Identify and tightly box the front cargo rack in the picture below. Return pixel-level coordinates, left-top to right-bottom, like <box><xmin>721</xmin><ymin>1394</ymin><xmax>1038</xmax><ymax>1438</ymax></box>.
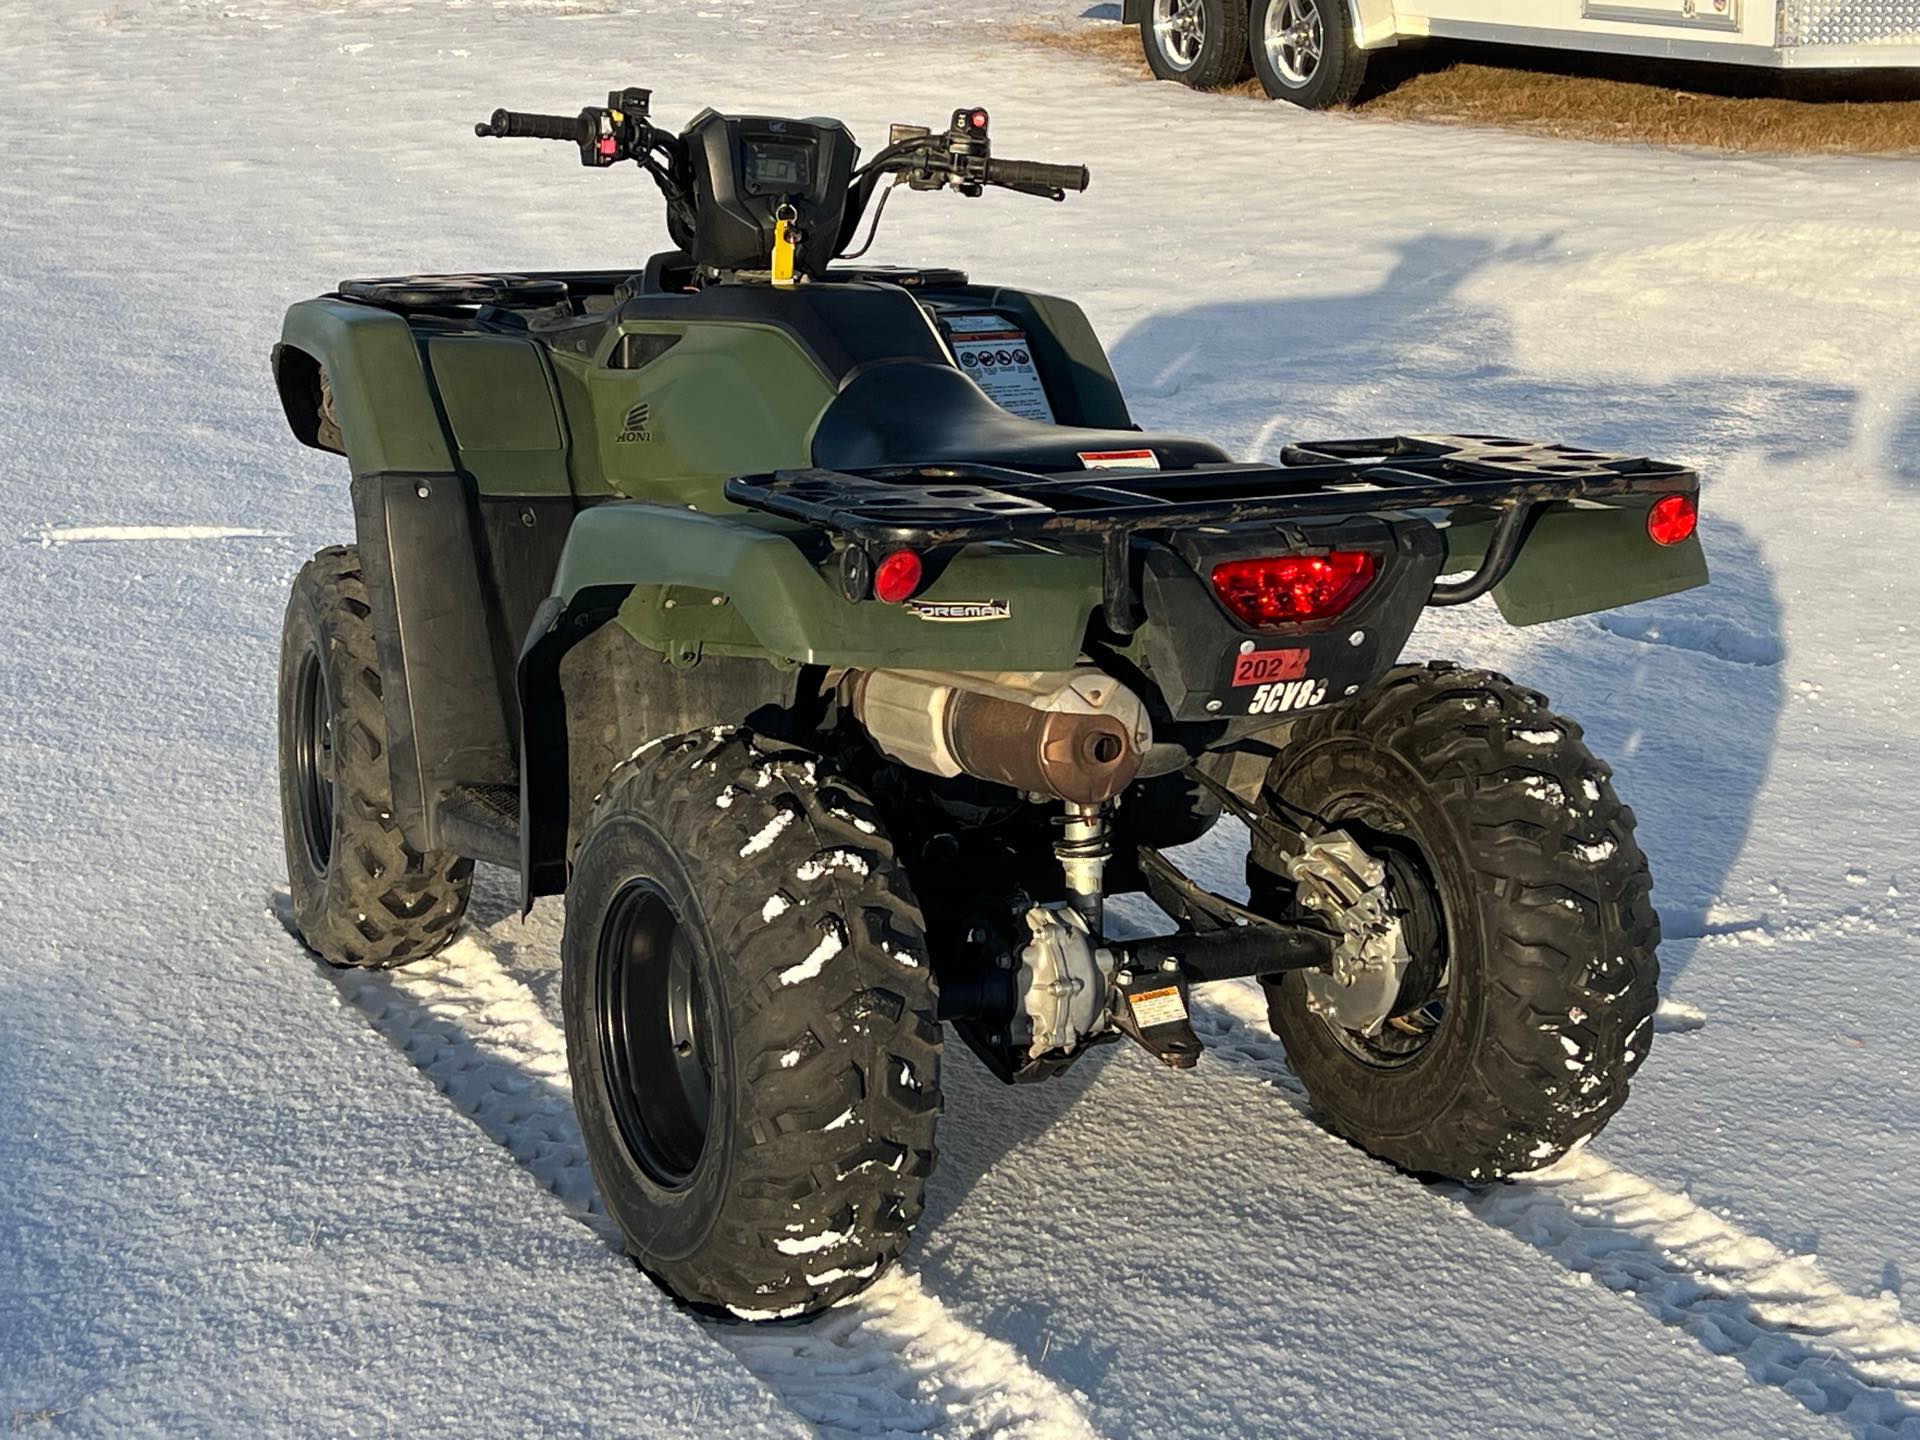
<box><xmin>723</xmin><ymin>434</ymin><xmax>1698</xmax><ymax>628</ymax></box>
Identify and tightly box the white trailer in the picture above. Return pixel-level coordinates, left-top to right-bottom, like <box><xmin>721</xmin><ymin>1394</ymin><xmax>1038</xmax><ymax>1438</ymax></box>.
<box><xmin>1122</xmin><ymin>0</ymin><xmax>1920</xmax><ymax>107</ymax></box>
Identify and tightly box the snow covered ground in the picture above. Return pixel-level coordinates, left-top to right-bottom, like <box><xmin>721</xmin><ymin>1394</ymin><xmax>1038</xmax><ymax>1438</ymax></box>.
<box><xmin>2</xmin><ymin>1</ymin><xmax>1918</xmax><ymax>1435</ymax></box>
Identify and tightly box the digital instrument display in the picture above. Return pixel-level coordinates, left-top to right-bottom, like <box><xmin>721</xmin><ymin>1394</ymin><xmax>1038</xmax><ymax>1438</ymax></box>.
<box><xmin>743</xmin><ymin>140</ymin><xmax>813</xmax><ymax>195</ymax></box>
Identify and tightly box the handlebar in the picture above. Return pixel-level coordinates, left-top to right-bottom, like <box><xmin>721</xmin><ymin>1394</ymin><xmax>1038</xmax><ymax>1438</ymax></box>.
<box><xmin>983</xmin><ymin>157</ymin><xmax>1090</xmax><ymax>194</ymax></box>
<box><xmin>871</xmin><ymin>112</ymin><xmax>1090</xmax><ymax>202</ymax></box>
<box><xmin>475</xmin><ymin>109</ymin><xmax>587</xmax><ymax>143</ymax></box>
<box><xmin>472</xmin><ymin>93</ymin><xmax>1089</xmax><ymax>277</ymax></box>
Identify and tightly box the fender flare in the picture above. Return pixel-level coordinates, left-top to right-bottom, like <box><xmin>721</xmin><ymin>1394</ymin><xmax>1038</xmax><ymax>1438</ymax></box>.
<box><xmin>272</xmin><ymin>298</ymin><xmax>455</xmax><ymax>474</ymax></box>
<box><xmin>514</xmin><ymin>502</ymin><xmax>1101</xmax><ymax>903</ymax></box>
<box><xmin>537</xmin><ymin>502</ymin><xmax>1099</xmax><ymax>672</ymax></box>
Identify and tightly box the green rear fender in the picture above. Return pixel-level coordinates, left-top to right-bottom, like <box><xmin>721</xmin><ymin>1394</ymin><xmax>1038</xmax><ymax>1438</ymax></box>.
<box><xmin>1449</xmin><ymin>497</ymin><xmax>1709</xmax><ymax>625</ymax></box>
<box><xmin>546</xmin><ymin>503</ymin><xmax>1101</xmax><ymax>670</ymax></box>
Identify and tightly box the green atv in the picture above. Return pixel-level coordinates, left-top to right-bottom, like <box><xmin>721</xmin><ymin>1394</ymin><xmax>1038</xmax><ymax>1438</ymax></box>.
<box><xmin>273</xmin><ymin>89</ymin><xmax>1703</xmax><ymax>1319</ymax></box>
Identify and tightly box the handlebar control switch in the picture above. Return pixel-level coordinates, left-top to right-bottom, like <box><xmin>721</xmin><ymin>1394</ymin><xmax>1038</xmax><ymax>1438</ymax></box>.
<box><xmin>939</xmin><ymin>106</ymin><xmax>994</xmax><ymax>197</ymax></box>
<box><xmin>582</xmin><ymin>109</ymin><xmax>622</xmax><ymax>168</ymax></box>
<box><xmin>609</xmin><ymin>87</ymin><xmax>653</xmax><ymax>119</ymax></box>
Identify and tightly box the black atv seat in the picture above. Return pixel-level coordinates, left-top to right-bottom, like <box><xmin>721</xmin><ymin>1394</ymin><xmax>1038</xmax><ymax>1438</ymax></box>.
<box><xmin>810</xmin><ymin>361</ymin><xmax>1233</xmax><ymax>474</ymax></box>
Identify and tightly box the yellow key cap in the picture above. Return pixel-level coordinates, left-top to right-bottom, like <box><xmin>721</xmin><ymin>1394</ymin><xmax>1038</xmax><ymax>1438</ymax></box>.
<box><xmin>772</xmin><ymin>209</ymin><xmax>798</xmax><ymax>288</ymax></box>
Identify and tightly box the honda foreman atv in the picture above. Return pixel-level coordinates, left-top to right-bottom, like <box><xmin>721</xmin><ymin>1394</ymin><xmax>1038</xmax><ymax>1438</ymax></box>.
<box><xmin>272</xmin><ymin>89</ymin><xmax>1704</xmax><ymax>1319</ymax></box>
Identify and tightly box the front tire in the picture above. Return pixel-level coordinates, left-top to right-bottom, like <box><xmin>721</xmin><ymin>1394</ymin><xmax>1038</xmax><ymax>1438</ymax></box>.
<box><xmin>278</xmin><ymin>546</ymin><xmax>472</xmax><ymax>968</ymax></box>
<box><xmin>1250</xmin><ymin>663</ymin><xmax>1660</xmax><ymax>1179</ymax></box>
<box><xmin>563</xmin><ymin>730</ymin><xmax>942</xmax><ymax>1318</ymax></box>
<box><xmin>1249</xmin><ymin>0</ymin><xmax>1369</xmax><ymax>108</ymax></box>
<box><xmin>1141</xmin><ymin>0</ymin><xmax>1253</xmax><ymax>90</ymax></box>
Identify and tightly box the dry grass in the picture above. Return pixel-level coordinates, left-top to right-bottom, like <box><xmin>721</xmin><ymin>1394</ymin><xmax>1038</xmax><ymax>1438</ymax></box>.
<box><xmin>1019</xmin><ymin>21</ymin><xmax>1920</xmax><ymax>155</ymax></box>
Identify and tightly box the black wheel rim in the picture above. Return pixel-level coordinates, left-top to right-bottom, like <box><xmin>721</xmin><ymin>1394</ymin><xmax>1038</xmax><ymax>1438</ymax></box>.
<box><xmin>292</xmin><ymin>645</ymin><xmax>335</xmax><ymax>874</ymax></box>
<box><xmin>597</xmin><ymin>879</ymin><xmax>714</xmax><ymax>1188</ymax></box>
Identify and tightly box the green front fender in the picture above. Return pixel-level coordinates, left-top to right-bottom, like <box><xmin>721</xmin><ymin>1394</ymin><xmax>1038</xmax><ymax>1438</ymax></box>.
<box><xmin>549</xmin><ymin>503</ymin><xmax>1102</xmax><ymax>670</ymax></box>
<box><xmin>273</xmin><ymin>298</ymin><xmax>454</xmax><ymax>475</ymax></box>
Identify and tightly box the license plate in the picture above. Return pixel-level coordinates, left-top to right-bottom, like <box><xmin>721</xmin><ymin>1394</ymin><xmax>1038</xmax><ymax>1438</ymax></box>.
<box><xmin>1231</xmin><ymin>647</ymin><xmax>1311</xmax><ymax>687</ymax></box>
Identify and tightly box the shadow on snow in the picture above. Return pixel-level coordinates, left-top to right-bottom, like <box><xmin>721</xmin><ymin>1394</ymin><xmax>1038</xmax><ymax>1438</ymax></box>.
<box><xmin>1103</xmin><ymin>231</ymin><xmax>1847</xmax><ymax>978</ymax></box>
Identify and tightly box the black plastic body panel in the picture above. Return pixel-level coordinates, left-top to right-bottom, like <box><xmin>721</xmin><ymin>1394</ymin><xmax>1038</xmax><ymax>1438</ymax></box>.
<box><xmin>810</xmin><ymin>362</ymin><xmax>1227</xmax><ymax>472</ymax></box>
<box><xmin>516</xmin><ymin>601</ymin><xmax>806</xmax><ymax>903</ymax></box>
<box><xmin>518</xmin><ymin>591</ymin><xmax>622</xmax><ymax>900</ymax></box>
<box><xmin>675</xmin><ymin>110</ymin><xmax>860</xmax><ymax>278</ymax></box>
<box><xmin>475</xmin><ymin>493</ymin><xmax>575</xmax><ymax>733</ymax></box>
<box><xmin>530</xmin><ymin>277</ymin><xmax>953</xmax><ymax>376</ymax></box>
<box><xmin>1133</xmin><ymin>516</ymin><xmax>1446</xmax><ymax>722</ymax></box>
<box><xmin>351</xmin><ymin>472</ymin><xmax>573</xmax><ymax>854</ymax></box>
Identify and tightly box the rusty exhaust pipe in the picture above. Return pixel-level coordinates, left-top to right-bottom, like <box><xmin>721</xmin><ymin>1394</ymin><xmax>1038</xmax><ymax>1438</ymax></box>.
<box><xmin>849</xmin><ymin>669</ymin><xmax>1151</xmax><ymax>806</ymax></box>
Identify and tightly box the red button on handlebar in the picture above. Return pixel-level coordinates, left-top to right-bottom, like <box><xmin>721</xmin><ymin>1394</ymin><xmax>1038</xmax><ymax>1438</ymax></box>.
<box><xmin>598</xmin><ymin>136</ymin><xmax>618</xmax><ymax>156</ymax></box>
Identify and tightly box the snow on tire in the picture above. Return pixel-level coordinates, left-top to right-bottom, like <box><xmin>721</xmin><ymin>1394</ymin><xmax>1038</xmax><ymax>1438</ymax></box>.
<box><xmin>1249</xmin><ymin>662</ymin><xmax>1660</xmax><ymax>1181</ymax></box>
<box><xmin>563</xmin><ymin>729</ymin><xmax>941</xmax><ymax>1319</ymax></box>
<box><xmin>278</xmin><ymin>545</ymin><xmax>473</xmax><ymax>968</ymax></box>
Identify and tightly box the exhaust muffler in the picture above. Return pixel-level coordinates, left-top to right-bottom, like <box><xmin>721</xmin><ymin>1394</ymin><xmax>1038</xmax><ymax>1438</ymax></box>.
<box><xmin>849</xmin><ymin>668</ymin><xmax>1151</xmax><ymax>805</ymax></box>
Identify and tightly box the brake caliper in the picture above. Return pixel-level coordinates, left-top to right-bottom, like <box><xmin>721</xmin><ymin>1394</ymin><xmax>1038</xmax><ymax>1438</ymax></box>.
<box><xmin>1286</xmin><ymin>832</ymin><xmax>1412</xmax><ymax>1037</ymax></box>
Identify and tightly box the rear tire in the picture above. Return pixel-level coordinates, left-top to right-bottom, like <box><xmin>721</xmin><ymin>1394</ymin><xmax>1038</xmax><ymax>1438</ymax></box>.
<box><xmin>563</xmin><ymin>729</ymin><xmax>942</xmax><ymax>1319</ymax></box>
<box><xmin>1249</xmin><ymin>663</ymin><xmax>1660</xmax><ymax>1179</ymax></box>
<box><xmin>278</xmin><ymin>546</ymin><xmax>472</xmax><ymax>968</ymax></box>
<box><xmin>1141</xmin><ymin>0</ymin><xmax>1253</xmax><ymax>90</ymax></box>
<box><xmin>1249</xmin><ymin>0</ymin><xmax>1369</xmax><ymax>108</ymax></box>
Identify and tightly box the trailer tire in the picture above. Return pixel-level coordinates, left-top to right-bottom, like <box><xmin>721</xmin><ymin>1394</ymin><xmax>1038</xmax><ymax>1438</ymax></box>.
<box><xmin>278</xmin><ymin>545</ymin><xmax>473</xmax><ymax>968</ymax></box>
<box><xmin>564</xmin><ymin>729</ymin><xmax>942</xmax><ymax>1319</ymax></box>
<box><xmin>1140</xmin><ymin>0</ymin><xmax>1253</xmax><ymax>90</ymax></box>
<box><xmin>1249</xmin><ymin>0</ymin><xmax>1369</xmax><ymax>108</ymax></box>
<box><xmin>1248</xmin><ymin>663</ymin><xmax>1660</xmax><ymax>1180</ymax></box>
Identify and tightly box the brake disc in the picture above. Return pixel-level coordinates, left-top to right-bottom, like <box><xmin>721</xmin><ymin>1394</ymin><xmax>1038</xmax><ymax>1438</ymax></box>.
<box><xmin>1285</xmin><ymin>831</ymin><xmax>1412</xmax><ymax>1037</ymax></box>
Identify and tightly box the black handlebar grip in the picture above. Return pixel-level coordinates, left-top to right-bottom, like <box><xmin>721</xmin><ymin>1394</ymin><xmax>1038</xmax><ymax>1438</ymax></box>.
<box><xmin>984</xmin><ymin>158</ymin><xmax>1090</xmax><ymax>193</ymax></box>
<box><xmin>477</xmin><ymin>108</ymin><xmax>587</xmax><ymax>142</ymax></box>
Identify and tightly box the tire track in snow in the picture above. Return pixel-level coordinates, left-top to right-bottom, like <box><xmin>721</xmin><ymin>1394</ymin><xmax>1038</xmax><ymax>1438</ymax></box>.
<box><xmin>30</xmin><ymin>523</ymin><xmax>287</xmax><ymax>546</ymax></box>
<box><xmin>1194</xmin><ymin>978</ymin><xmax>1920</xmax><ymax>1438</ymax></box>
<box><xmin>310</xmin><ymin>919</ymin><xmax>1100</xmax><ymax>1440</ymax></box>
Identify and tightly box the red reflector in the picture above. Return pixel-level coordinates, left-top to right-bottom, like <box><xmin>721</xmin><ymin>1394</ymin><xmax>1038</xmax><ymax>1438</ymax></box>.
<box><xmin>970</xmin><ymin>109</ymin><xmax>990</xmax><ymax>130</ymax></box>
<box><xmin>1210</xmin><ymin>552</ymin><xmax>1377</xmax><ymax>627</ymax></box>
<box><xmin>1647</xmin><ymin>493</ymin><xmax>1698</xmax><ymax>547</ymax></box>
<box><xmin>873</xmin><ymin>549</ymin><xmax>924</xmax><ymax>604</ymax></box>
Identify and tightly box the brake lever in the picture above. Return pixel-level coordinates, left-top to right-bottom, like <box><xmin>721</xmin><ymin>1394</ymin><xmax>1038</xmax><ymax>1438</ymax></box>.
<box><xmin>998</xmin><ymin>180</ymin><xmax>1067</xmax><ymax>202</ymax></box>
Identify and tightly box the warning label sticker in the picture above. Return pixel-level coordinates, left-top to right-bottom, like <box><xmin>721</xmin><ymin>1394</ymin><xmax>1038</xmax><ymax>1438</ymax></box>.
<box><xmin>1076</xmin><ymin>449</ymin><xmax>1160</xmax><ymax>471</ymax></box>
<box><xmin>1128</xmin><ymin>985</ymin><xmax>1188</xmax><ymax>1029</ymax></box>
<box><xmin>942</xmin><ymin>313</ymin><xmax>1056</xmax><ymax>423</ymax></box>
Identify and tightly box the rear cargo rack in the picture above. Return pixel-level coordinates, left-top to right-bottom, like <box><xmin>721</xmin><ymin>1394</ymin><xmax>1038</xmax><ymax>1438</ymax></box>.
<box><xmin>723</xmin><ymin>434</ymin><xmax>1698</xmax><ymax>630</ymax></box>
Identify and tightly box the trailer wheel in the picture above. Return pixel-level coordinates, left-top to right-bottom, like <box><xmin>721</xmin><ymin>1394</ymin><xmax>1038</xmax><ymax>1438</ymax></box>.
<box><xmin>1247</xmin><ymin>663</ymin><xmax>1660</xmax><ymax>1179</ymax></box>
<box><xmin>563</xmin><ymin>729</ymin><xmax>941</xmax><ymax>1319</ymax></box>
<box><xmin>1249</xmin><ymin>0</ymin><xmax>1369</xmax><ymax>108</ymax></box>
<box><xmin>1141</xmin><ymin>0</ymin><xmax>1253</xmax><ymax>90</ymax></box>
<box><xmin>278</xmin><ymin>546</ymin><xmax>473</xmax><ymax>968</ymax></box>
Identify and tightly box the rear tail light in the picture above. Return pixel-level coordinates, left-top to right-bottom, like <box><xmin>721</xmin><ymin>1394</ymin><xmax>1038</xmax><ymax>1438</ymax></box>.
<box><xmin>1210</xmin><ymin>552</ymin><xmax>1377</xmax><ymax>628</ymax></box>
<box><xmin>1647</xmin><ymin>493</ymin><xmax>1698</xmax><ymax>547</ymax></box>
